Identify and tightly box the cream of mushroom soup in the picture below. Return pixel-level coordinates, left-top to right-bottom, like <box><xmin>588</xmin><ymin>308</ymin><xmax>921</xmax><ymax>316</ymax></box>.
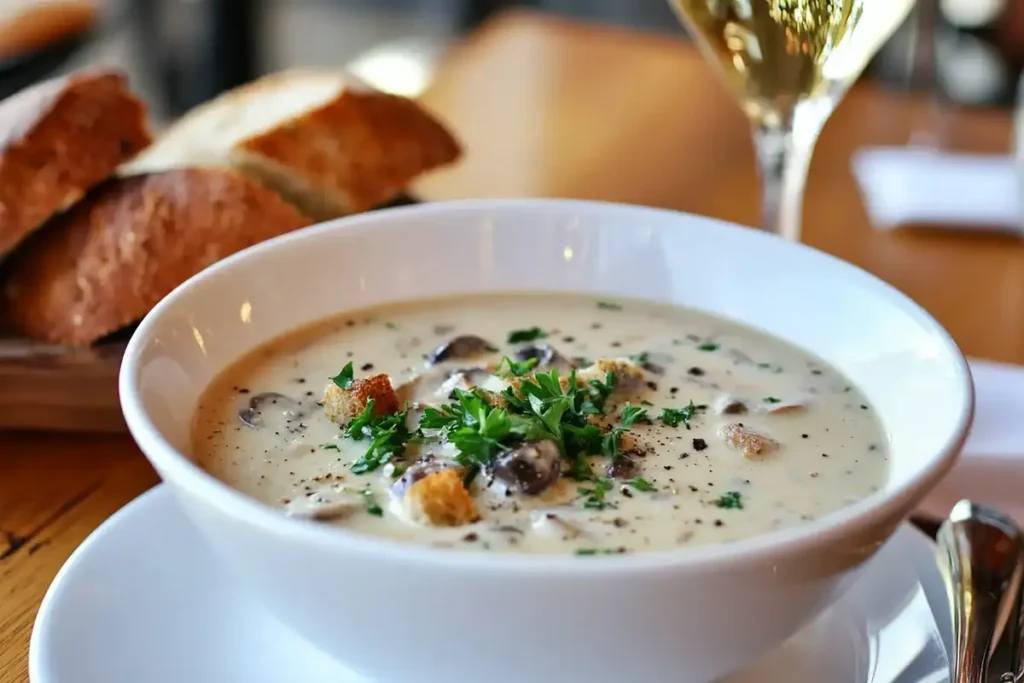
<box><xmin>192</xmin><ymin>294</ymin><xmax>889</xmax><ymax>555</ymax></box>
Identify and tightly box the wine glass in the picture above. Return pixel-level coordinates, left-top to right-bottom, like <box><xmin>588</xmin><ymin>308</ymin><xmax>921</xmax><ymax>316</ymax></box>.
<box><xmin>669</xmin><ymin>1</ymin><xmax>916</xmax><ymax>241</ymax></box>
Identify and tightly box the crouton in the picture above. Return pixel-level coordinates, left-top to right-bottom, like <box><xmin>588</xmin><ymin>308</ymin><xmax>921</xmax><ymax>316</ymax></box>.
<box><xmin>402</xmin><ymin>469</ymin><xmax>479</xmax><ymax>527</ymax></box>
<box><xmin>718</xmin><ymin>423</ymin><xmax>779</xmax><ymax>459</ymax></box>
<box><xmin>576</xmin><ymin>357</ymin><xmax>646</xmax><ymax>393</ymax></box>
<box><xmin>322</xmin><ymin>373</ymin><xmax>399</xmax><ymax>422</ymax></box>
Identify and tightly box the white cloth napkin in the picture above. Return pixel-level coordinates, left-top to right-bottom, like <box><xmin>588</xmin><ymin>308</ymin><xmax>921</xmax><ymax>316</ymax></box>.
<box><xmin>917</xmin><ymin>358</ymin><xmax>1024</xmax><ymax>524</ymax></box>
<box><xmin>852</xmin><ymin>147</ymin><xmax>1023</xmax><ymax>233</ymax></box>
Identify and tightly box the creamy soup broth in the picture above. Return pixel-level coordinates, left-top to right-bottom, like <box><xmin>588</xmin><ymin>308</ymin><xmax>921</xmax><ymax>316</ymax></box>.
<box><xmin>193</xmin><ymin>294</ymin><xmax>889</xmax><ymax>555</ymax></box>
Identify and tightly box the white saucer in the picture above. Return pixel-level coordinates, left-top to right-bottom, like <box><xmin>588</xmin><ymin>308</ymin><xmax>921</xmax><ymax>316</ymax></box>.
<box><xmin>31</xmin><ymin>486</ymin><xmax>954</xmax><ymax>683</ymax></box>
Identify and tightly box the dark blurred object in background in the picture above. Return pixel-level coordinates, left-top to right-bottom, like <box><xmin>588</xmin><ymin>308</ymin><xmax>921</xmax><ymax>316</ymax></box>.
<box><xmin>872</xmin><ymin>0</ymin><xmax>1024</xmax><ymax>107</ymax></box>
<box><xmin>3</xmin><ymin>0</ymin><xmax>1024</xmax><ymax>117</ymax></box>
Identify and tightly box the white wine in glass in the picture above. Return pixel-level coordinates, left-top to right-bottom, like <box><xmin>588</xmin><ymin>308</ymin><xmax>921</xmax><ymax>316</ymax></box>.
<box><xmin>670</xmin><ymin>0</ymin><xmax>915</xmax><ymax>240</ymax></box>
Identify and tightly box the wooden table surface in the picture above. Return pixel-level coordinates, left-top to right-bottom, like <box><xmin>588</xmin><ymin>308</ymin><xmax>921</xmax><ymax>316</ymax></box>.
<box><xmin>2</xmin><ymin>10</ymin><xmax>1022</xmax><ymax>682</ymax></box>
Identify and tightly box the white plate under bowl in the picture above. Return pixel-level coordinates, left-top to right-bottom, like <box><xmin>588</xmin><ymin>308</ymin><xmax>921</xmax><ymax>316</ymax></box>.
<box><xmin>30</xmin><ymin>486</ymin><xmax>952</xmax><ymax>683</ymax></box>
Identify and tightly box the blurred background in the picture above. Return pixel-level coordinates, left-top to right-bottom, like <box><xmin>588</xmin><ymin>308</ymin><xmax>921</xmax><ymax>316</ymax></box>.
<box><xmin>4</xmin><ymin>0</ymin><xmax>1024</xmax><ymax>124</ymax></box>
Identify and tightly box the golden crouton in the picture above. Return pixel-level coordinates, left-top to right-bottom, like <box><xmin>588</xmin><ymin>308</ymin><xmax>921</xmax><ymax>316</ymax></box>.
<box><xmin>403</xmin><ymin>469</ymin><xmax>480</xmax><ymax>527</ymax></box>
<box><xmin>576</xmin><ymin>357</ymin><xmax>646</xmax><ymax>393</ymax></box>
<box><xmin>718</xmin><ymin>423</ymin><xmax>779</xmax><ymax>459</ymax></box>
<box><xmin>322</xmin><ymin>373</ymin><xmax>399</xmax><ymax>423</ymax></box>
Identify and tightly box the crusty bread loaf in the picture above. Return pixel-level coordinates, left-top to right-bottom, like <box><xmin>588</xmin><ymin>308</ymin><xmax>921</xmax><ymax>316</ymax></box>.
<box><xmin>0</xmin><ymin>67</ymin><xmax>151</xmax><ymax>259</ymax></box>
<box><xmin>120</xmin><ymin>69</ymin><xmax>460</xmax><ymax>218</ymax></box>
<box><xmin>2</xmin><ymin>168</ymin><xmax>312</xmax><ymax>346</ymax></box>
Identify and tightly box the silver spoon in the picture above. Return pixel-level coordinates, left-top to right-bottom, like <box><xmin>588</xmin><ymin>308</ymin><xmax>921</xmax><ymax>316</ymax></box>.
<box><xmin>937</xmin><ymin>500</ymin><xmax>1024</xmax><ymax>683</ymax></box>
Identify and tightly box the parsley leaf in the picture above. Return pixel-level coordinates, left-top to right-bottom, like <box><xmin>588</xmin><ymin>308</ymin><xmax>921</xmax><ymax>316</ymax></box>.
<box><xmin>330</xmin><ymin>361</ymin><xmax>355</xmax><ymax>389</ymax></box>
<box><xmin>619</xmin><ymin>404</ymin><xmax>648</xmax><ymax>428</ymax></box>
<box><xmin>420</xmin><ymin>390</ymin><xmax>514</xmax><ymax>468</ymax></box>
<box><xmin>660</xmin><ymin>401</ymin><xmax>702</xmax><ymax>428</ymax></box>
<box><xmin>496</xmin><ymin>355</ymin><xmax>539</xmax><ymax>377</ymax></box>
<box><xmin>714</xmin><ymin>491</ymin><xmax>744</xmax><ymax>509</ymax></box>
<box><xmin>629</xmin><ymin>351</ymin><xmax>649</xmax><ymax>365</ymax></box>
<box><xmin>602</xmin><ymin>403</ymin><xmax>646</xmax><ymax>458</ymax></box>
<box><xmin>349</xmin><ymin>403</ymin><xmax>411</xmax><ymax>474</ymax></box>
<box><xmin>362</xmin><ymin>488</ymin><xmax>384</xmax><ymax>517</ymax></box>
<box><xmin>596</xmin><ymin>301</ymin><xmax>623</xmax><ymax>311</ymax></box>
<box><xmin>763</xmin><ymin>396</ymin><xmax>782</xmax><ymax>404</ymax></box>
<box><xmin>507</xmin><ymin>327</ymin><xmax>548</xmax><ymax>343</ymax></box>
<box><xmin>575</xmin><ymin>547</ymin><xmax>624</xmax><ymax>555</ymax></box>
<box><xmin>697</xmin><ymin>342</ymin><xmax>720</xmax><ymax>352</ymax></box>
<box><xmin>628</xmin><ymin>476</ymin><xmax>656</xmax><ymax>492</ymax></box>
<box><xmin>579</xmin><ymin>477</ymin><xmax>614</xmax><ymax>510</ymax></box>
<box><xmin>345</xmin><ymin>399</ymin><xmax>377</xmax><ymax>440</ymax></box>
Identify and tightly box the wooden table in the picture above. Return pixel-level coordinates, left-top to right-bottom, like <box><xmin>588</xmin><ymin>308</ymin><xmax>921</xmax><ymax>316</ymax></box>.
<box><xmin>2</xmin><ymin>10</ymin><xmax>1021</xmax><ymax>682</ymax></box>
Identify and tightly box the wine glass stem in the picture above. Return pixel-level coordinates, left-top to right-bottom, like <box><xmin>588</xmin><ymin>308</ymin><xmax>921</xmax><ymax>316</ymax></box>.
<box><xmin>751</xmin><ymin>104</ymin><xmax>829</xmax><ymax>242</ymax></box>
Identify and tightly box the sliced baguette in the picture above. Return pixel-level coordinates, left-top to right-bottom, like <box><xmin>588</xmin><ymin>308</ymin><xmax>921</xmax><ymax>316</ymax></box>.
<box><xmin>2</xmin><ymin>168</ymin><xmax>312</xmax><ymax>346</ymax></box>
<box><xmin>121</xmin><ymin>69</ymin><xmax>461</xmax><ymax>218</ymax></box>
<box><xmin>0</xmin><ymin>67</ymin><xmax>151</xmax><ymax>259</ymax></box>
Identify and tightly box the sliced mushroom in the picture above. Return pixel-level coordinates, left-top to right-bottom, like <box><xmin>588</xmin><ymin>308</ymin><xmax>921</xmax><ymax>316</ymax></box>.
<box><xmin>239</xmin><ymin>392</ymin><xmax>308</xmax><ymax>428</ymax></box>
<box><xmin>491</xmin><ymin>440</ymin><xmax>562</xmax><ymax>495</ymax></box>
<box><xmin>284</xmin><ymin>493</ymin><xmax>362</xmax><ymax>521</ymax></box>
<box><xmin>756</xmin><ymin>398</ymin><xmax>807</xmax><ymax>415</ymax></box>
<box><xmin>713</xmin><ymin>394</ymin><xmax>748</xmax><ymax>416</ymax></box>
<box><xmin>718</xmin><ymin>423</ymin><xmax>779</xmax><ymax>459</ymax></box>
<box><xmin>513</xmin><ymin>343</ymin><xmax>571</xmax><ymax>370</ymax></box>
<box><xmin>605</xmin><ymin>454</ymin><xmax>638</xmax><ymax>479</ymax></box>
<box><xmin>427</xmin><ymin>335</ymin><xmax>496</xmax><ymax>365</ymax></box>
<box><xmin>530</xmin><ymin>511</ymin><xmax>584</xmax><ymax>540</ymax></box>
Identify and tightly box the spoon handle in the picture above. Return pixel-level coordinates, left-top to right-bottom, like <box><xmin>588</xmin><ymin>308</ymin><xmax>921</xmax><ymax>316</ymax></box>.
<box><xmin>937</xmin><ymin>500</ymin><xmax>1024</xmax><ymax>683</ymax></box>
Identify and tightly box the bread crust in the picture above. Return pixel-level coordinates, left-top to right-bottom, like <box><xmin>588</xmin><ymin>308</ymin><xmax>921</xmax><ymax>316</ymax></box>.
<box><xmin>121</xmin><ymin>69</ymin><xmax>460</xmax><ymax>216</ymax></box>
<box><xmin>0</xmin><ymin>68</ymin><xmax>151</xmax><ymax>258</ymax></box>
<box><xmin>2</xmin><ymin>168</ymin><xmax>311</xmax><ymax>346</ymax></box>
<box><xmin>237</xmin><ymin>87</ymin><xmax>461</xmax><ymax>214</ymax></box>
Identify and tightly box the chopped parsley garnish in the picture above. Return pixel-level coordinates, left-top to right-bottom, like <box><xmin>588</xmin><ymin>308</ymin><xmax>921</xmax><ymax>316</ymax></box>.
<box><xmin>321</xmin><ymin>443</ymin><xmax>340</xmax><ymax>451</ymax></box>
<box><xmin>714</xmin><ymin>491</ymin><xmax>744</xmax><ymax>509</ymax></box>
<box><xmin>421</xmin><ymin>390</ymin><xmax>513</xmax><ymax>468</ymax></box>
<box><xmin>496</xmin><ymin>355</ymin><xmax>538</xmax><ymax>377</ymax></box>
<box><xmin>579</xmin><ymin>477</ymin><xmax>614</xmax><ymax>510</ymax></box>
<box><xmin>763</xmin><ymin>396</ymin><xmax>782</xmax><ymax>404</ymax></box>
<box><xmin>347</xmin><ymin>400</ymin><xmax>412</xmax><ymax>474</ymax></box>
<box><xmin>507</xmin><ymin>327</ymin><xmax>548</xmax><ymax>343</ymax></box>
<box><xmin>660</xmin><ymin>401</ymin><xmax>702</xmax><ymax>428</ymax></box>
<box><xmin>601</xmin><ymin>403</ymin><xmax>647</xmax><ymax>459</ymax></box>
<box><xmin>576</xmin><ymin>547</ymin><xmax>623</xmax><ymax>556</ymax></box>
<box><xmin>697</xmin><ymin>342</ymin><xmax>720</xmax><ymax>352</ymax></box>
<box><xmin>629</xmin><ymin>351</ymin><xmax>649</xmax><ymax>364</ymax></box>
<box><xmin>620</xmin><ymin>404</ymin><xmax>648</xmax><ymax>428</ymax></box>
<box><xmin>330</xmin><ymin>361</ymin><xmax>355</xmax><ymax>389</ymax></box>
<box><xmin>415</xmin><ymin>368</ymin><xmax>619</xmax><ymax>486</ymax></box>
<box><xmin>596</xmin><ymin>301</ymin><xmax>623</xmax><ymax>311</ymax></box>
<box><xmin>627</xmin><ymin>476</ymin><xmax>656</xmax><ymax>492</ymax></box>
<box><xmin>362</xmin><ymin>489</ymin><xmax>384</xmax><ymax>517</ymax></box>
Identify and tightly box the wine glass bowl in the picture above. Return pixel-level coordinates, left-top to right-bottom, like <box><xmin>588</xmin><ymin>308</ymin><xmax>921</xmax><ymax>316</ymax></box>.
<box><xmin>669</xmin><ymin>0</ymin><xmax>917</xmax><ymax>241</ymax></box>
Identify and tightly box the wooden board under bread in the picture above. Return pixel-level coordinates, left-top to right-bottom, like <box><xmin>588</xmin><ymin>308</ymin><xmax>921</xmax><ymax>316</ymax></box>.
<box><xmin>0</xmin><ymin>194</ymin><xmax>420</xmax><ymax>433</ymax></box>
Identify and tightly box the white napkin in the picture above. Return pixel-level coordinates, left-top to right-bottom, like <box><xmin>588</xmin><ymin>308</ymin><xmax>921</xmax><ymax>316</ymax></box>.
<box><xmin>852</xmin><ymin>147</ymin><xmax>1023</xmax><ymax>233</ymax></box>
<box><xmin>917</xmin><ymin>357</ymin><xmax>1024</xmax><ymax>524</ymax></box>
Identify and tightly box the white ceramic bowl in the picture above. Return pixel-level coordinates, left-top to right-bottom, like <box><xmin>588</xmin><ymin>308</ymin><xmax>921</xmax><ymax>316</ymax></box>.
<box><xmin>120</xmin><ymin>200</ymin><xmax>972</xmax><ymax>683</ymax></box>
